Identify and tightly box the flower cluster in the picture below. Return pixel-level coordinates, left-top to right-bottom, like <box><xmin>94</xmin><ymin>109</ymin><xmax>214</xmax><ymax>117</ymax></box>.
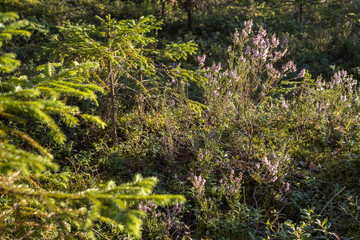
<box><xmin>197</xmin><ymin>54</ymin><xmax>206</xmax><ymax>67</ymax></box>
<box><xmin>261</xmin><ymin>155</ymin><xmax>279</xmax><ymax>182</ymax></box>
<box><xmin>266</xmin><ymin>63</ymin><xmax>281</xmax><ymax>79</ymax></box>
<box><xmin>191</xmin><ymin>175</ymin><xmax>206</xmax><ymax>199</ymax></box>
<box><xmin>164</xmin><ymin>203</ymin><xmax>183</xmax><ymax>230</ymax></box>
<box><xmin>316</xmin><ymin>70</ymin><xmax>357</xmax><ymax>92</ymax></box>
<box><xmin>198</xmin><ymin>20</ymin><xmax>307</xmax><ymax>109</ymax></box>
<box><xmin>211</xmin><ymin>170</ymin><xmax>243</xmax><ymax>208</ymax></box>
<box><xmin>256</xmin><ymin>152</ymin><xmax>286</xmax><ymax>183</ymax></box>
<box><xmin>275</xmin><ymin>181</ymin><xmax>292</xmax><ymax>202</ymax></box>
<box><xmin>138</xmin><ymin>200</ymin><xmax>158</xmax><ymax>212</ymax></box>
<box><xmin>282</xmin><ymin>60</ymin><xmax>296</xmax><ymax>72</ymax></box>
<box><xmin>200</xmin><ymin>59</ymin><xmax>239</xmax><ymax>99</ymax></box>
<box><xmin>240</xmin><ymin>22</ymin><xmax>304</xmax><ymax>82</ymax></box>
<box><xmin>232</xmin><ymin>20</ymin><xmax>306</xmax><ymax>102</ymax></box>
<box><xmin>298</xmin><ymin>68</ymin><xmax>306</xmax><ymax>78</ymax></box>
<box><xmin>312</xmin><ymin>69</ymin><xmax>360</xmax><ymax>111</ymax></box>
<box><xmin>281</xmin><ymin>98</ymin><xmax>290</xmax><ymax>109</ymax></box>
<box><xmin>233</xmin><ymin>29</ymin><xmax>240</xmax><ymax>44</ymax></box>
<box><xmin>217</xmin><ymin>169</ymin><xmax>243</xmax><ymax>196</ymax></box>
<box><xmin>242</xmin><ymin>19</ymin><xmax>253</xmax><ymax>37</ymax></box>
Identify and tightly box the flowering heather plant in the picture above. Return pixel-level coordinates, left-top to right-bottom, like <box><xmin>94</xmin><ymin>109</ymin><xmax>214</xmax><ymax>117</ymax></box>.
<box><xmin>260</xmin><ymin>155</ymin><xmax>279</xmax><ymax>182</ymax></box>
<box><xmin>139</xmin><ymin>202</ymin><xmax>187</xmax><ymax>239</ymax></box>
<box><xmin>301</xmin><ymin>69</ymin><xmax>360</xmax><ymax>123</ymax></box>
<box><xmin>251</xmin><ymin>150</ymin><xmax>291</xmax><ymax>184</ymax></box>
<box><xmin>197</xmin><ymin>20</ymin><xmax>306</xmax><ymax>125</ymax></box>
<box><xmin>214</xmin><ymin>169</ymin><xmax>243</xmax><ymax>208</ymax></box>
<box><xmin>320</xmin><ymin>70</ymin><xmax>359</xmax><ymax>102</ymax></box>
<box><xmin>190</xmin><ymin>174</ymin><xmax>217</xmax><ymax>224</ymax></box>
<box><xmin>191</xmin><ymin>175</ymin><xmax>206</xmax><ymax>199</ymax></box>
<box><xmin>138</xmin><ymin>200</ymin><xmax>159</xmax><ymax>212</ymax></box>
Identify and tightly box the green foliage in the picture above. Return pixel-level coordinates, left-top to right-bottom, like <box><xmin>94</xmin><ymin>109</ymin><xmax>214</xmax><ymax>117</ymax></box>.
<box><xmin>0</xmin><ymin>12</ymin><xmax>30</xmax><ymax>72</ymax></box>
<box><xmin>0</xmin><ymin>60</ymin><xmax>105</xmax><ymax>160</ymax></box>
<box><xmin>0</xmin><ymin>0</ymin><xmax>109</xmax><ymax>23</ymax></box>
<box><xmin>44</xmin><ymin>14</ymin><xmax>197</xmax><ymax>146</ymax></box>
<box><xmin>47</xmin><ymin>14</ymin><xmax>197</xmax><ymax>90</ymax></box>
<box><xmin>0</xmin><ymin>11</ymin><xmax>185</xmax><ymax>239</ymax></box>
<box><xmin>0</xmin><ymin>173</ymin><xmax>184</xmax><ymax>239</ymax></box>
<box><xmin>1</xmin><ymin>0</ymin><xmax>360</xmax><ymax>238</ymax></box>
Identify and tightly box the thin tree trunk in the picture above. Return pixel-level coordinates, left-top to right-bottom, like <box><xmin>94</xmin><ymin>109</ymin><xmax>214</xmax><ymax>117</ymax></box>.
<box><xmin>299</xmin><ymin>3</ymin><xmax>303</xmax><ymax>23</ymax></box>
<box><xmin>109</xmin><ymin>61</ymin><xmax>118</xmax><ymax>146</ymax></box>
<box><xmin>186</xmin><ymin>0</ymin><xmax>192</xmax><ymax>30</ymax></box>
<box><xmin>161</xmin><ymin>0</ymin><xmax>166</xmax><ymax>18</ymax></box>
<box><xmin>139</xmin><ymin>70</ymin><xmax>143</xmax><ymax>83</ymax></box>
<box><xmin>106</xmin><ymin>23</ymin><xmax>118</xmax><ymax>146</ymax></box>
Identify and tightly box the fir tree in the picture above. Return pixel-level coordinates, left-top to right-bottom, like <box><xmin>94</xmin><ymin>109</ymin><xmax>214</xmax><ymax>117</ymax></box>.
<box><xmin>47</xmin><ymin>14</ymin><xmax>197</xmax><ymax>146</ymax></box>
<box><xmin>0</xmin><ymin>12</ymin><xmax>185</xmax><ymax>239</ymax></box>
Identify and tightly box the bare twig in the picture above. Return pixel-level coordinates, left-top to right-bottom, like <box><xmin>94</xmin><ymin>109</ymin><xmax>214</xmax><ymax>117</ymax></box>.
<box><xmin>224</xmin><ymin>112</ymin><xmax>255</xmax><ymax>159</ymax></box>
<box><xmin>253</xmin><ymin>186</ymin><xmax>258</xmax><ymax>209</ymax></box>
<box><xmin>345</xmin><ymin>234</ymin><xmax>360</xmax><ymax>240</ymax></box>
<box><xmin>320</xmin><ymin>186</ymin><xmax>346</xmax><ymax>215</ymax></box>
<box><xmin>91</xmin><ymin>228</ymin><xmax>111</xmax><ymax>240</ymax></box>
<box><xmin>356</xmin><ymin>196</ymin><xmax>358</xmax><ymax>220</ymax></box>
<box><xmin>338</xmin><ymin>201</ymin><xmax>360</xmax><ymax>226</ymax></box>
<box><xmin>278</xmin><ymin>204</ymin><xmax>286</xmax><ymax>214</ymax></box>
